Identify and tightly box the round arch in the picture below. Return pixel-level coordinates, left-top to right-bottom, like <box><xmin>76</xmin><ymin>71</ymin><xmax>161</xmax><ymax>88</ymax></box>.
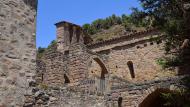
<box><xmin>89</xmin><ymin>56</ymin><xmax>109</xmax><ymax>79</ymax></box>
<box><xmin>139</xmin><ymin>88</ymin><xmax>175</xmax><ymax>107</ymax></box>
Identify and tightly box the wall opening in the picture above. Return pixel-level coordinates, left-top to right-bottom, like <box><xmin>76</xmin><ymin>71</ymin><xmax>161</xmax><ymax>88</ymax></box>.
<box><xmin>64</xmin><ymin>50</ymin><xmax>69</xmax><ymax>55</ymax></box>
<box><xmin>64</xmin><ymin>74</ymin><xmax>70</xmax><ymax>84</ymax></box>
<box><xmin>139</xmin><ymin>89</ymin><xmax>176</xmax><ymax>107</ymax></box>
<box><xmin>118</xmin><ymin>97</ymin><xmax>123</xmax><ymax>107</ymax></box>
<box><xmin>127</xmin><ymin>61</ymin><xmax>135</xmax><ymax>78</ymax></box>
<box><xmin>93</xmin><ymin>58</ymin><xmax>108</xmax><ymax>79</ymax></box>
<box><xmin>89</xmin><ymin>57</ymin><xmax>109</xmax><ymax>93</ymax></box>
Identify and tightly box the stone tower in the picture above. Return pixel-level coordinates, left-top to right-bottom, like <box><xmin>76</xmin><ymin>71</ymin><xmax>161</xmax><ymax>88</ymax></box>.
<box><xmin>55</xmin><ymin>21</ymin><xmax>85</xmax><ymax>53</ymax></box>
<box><xmin>0</xmin><ymin>0</ymin><xmax>37</xmax><ymax>106</ymax></box>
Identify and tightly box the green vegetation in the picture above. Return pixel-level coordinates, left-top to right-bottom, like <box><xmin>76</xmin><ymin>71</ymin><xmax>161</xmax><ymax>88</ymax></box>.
<box><xmin>37</xmin><ymin>40</ymin><xmax>57</xmax><ymax>59</ymax></box>
<box><xmin>156</xmin><ymin>57</ymin><xmax>183</xmax><ymax>69</ymax></box>
<box><xmin>138</xmin><ymin>0</ymin><xmax>190</xmax><ymax>106</ymax></box>
<box><xmin>38</xmin><ymin>83</ymin><xmax>49</xmax><ymax>90</ymax></box>
<box><xmin>82</xmin><ymin>13</ymin><xmax>150</xmax><ymax>36</ymax></box>
<box><xmin>160</xmin><ymin>90</ymin><xmax>190</xmax><ymax>107</ymax></box>
<box><xmin>136</xmin><ymin>0</ymin><xmax>190</xmax><ymax>56</ymax></box>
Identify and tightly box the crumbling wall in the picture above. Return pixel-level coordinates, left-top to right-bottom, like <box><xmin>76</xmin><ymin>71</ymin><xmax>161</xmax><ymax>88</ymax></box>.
<box><xmin>0</xmin><ymin>0</ymin><xmax>37</xmax><ymax>106</ymax></box>
<box><xmin>107</xmin><ymin>76</ymin><xmax>186</xmax><ymax>107</ymax></box>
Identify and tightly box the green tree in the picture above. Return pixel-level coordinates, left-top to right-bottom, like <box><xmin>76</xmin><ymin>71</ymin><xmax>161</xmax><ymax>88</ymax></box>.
<box><xmin>137</xmin><ymin>0</ymin><xmax>190</xmax><ymax>52</ymax></box>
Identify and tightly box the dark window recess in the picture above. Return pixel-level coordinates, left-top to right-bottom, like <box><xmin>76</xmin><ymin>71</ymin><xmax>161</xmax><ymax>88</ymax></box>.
<box><xmin>127</xmin><ymin>61</ymin><xmax>135</xmax><ymax>78</ymax></box>
<box><xmin>156</xmin><ymin>40</ymin><xmax>162</xmax><ymax>44</ymax></box>
<box><xmin>118</xmin><ymin>97</ymin><xmax>123</xmax><ymax>107</ymax></box>
<box><xmin>150</xmin><ymin>42</ymin><xmax>154</xmax><ymax>45</ymax></box>
<box><xmin>136</xmin><ymin>46</ymin><xmax>140</xmax><ymax>49</ymax></box>
<box><xmin>64</xmin><ymin>50</ymin><xmax>69</xmax><ymax>55</ymax></box>
<box><xmin>64</xmin><ymin>74</ymin><xmax>70</xmax><ymax>84</ymax></box>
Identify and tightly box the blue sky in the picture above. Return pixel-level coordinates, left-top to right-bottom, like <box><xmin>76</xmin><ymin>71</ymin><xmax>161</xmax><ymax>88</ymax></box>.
<box><xmin>36</xmin><ymin>0</ymin><xmax>141</xmax><ymax>48</ymax></box>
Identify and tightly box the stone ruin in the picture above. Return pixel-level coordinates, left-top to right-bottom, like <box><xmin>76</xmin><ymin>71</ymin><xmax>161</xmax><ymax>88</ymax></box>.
<box><xmin>33</xmin><ymin>21</ymin><xmax>187</xmax><ymax>107</ymax></box>
<box><xmin>0</xmin><ymin>0</ymin><xmax>188</xmax><ymax>107</ymax></box>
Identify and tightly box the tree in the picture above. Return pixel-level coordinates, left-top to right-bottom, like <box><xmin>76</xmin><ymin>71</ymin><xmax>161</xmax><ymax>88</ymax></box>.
<box><xmin>137</xmin><ymin>0</ymin><xmax>190</xmax><ymax>53</ymax></box>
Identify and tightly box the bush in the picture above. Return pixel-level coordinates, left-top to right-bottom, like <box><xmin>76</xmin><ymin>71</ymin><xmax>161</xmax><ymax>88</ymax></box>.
<box><xmin>156</xmin><ymin>56</ymin><xmax>182</xmax><ymax>69</ymax></box>
<box><xmin>39</xmin><ymin>83</ymin><xmax>48</xmax><ymax>90</ymax></box>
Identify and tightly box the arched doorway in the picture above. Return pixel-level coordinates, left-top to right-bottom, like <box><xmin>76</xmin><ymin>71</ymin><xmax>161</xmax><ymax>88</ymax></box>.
<box><xmin>88</xmin><ymin>57</ymin><xmax>109</xmax><ymax>93</ymax></box>
<box><xmin>93</xmin><ymin>57</ymin><xmax>108</xmax><ymax>79</ymax></box>
<box><xmin>139</xmin><ymin>89</ymin><xmax>176</xmax><ymax>107</ymax></box>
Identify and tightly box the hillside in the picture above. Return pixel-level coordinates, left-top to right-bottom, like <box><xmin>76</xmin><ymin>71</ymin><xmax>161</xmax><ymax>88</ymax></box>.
<box><xmin>90</xmin><ymin>25</ymin><xmax>146</xmax><ymax>42</ymax></box>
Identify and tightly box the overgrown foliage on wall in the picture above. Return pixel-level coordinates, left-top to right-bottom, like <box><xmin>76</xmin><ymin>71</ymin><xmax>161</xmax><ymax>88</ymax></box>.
<box><xmin>135</xmin><ymin>0</ymin><xmax>190</xmax><ymax>67</ymax></box>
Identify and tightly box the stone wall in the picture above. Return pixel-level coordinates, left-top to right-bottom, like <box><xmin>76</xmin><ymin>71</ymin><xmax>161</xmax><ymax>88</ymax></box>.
<box><xmin>0</xmin><ymin>0</ymin><xmax>37</xmax><ymax>106</ymax></box>
<box><xmin>35</xmin><ymin>21</ymin><xmax>186</xmax><ymax>107</ymax></box>
<box><xmin>106</xmin><ymin>76</ymin><xmax>186</xmax><ymax>107</ymax></box>
<box><xmin>87</xmin><ymin>29</ymin><xmax>175</xmax><ymax>83</ymax></box>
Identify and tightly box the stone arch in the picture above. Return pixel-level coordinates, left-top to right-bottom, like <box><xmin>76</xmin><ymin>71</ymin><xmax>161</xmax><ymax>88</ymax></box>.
<box><xmin>127</xmin><ymin>61</ymin><xmax>135</xmax><ymax>78</ymax></box>
<box><xmin>91</xmin><ymin>57</ymin><xmax>108</xmax><ymax>79</ymax></box>
<box><xmin>139</xmin><ymin>88</ymin><xmax>175</xmax><ymax>107</ymax></box>
<box><xmin>64</xmin><ymin>74</ymin><xmax>70</xmax><ymax>84</ymax></box>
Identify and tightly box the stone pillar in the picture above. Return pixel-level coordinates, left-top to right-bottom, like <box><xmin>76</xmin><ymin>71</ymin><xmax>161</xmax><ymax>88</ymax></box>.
<box><xmin>56</xmin><ymin>22</ymin><xmax>70</xmax><ymax>52</ymax></box>
<box><xmin>55</xmin><ymin>21</ymin><xmax>85</xmax><ymax>53</ymax></box>
<box><xmin>67</xmin><ymin>44</ymin><xmax>89</xmax><ymax>84</ymax></box>
<box><xmin>0</xmin><ymin>0</ymin><xmax>37</xmax><ymax>106</ymax></box>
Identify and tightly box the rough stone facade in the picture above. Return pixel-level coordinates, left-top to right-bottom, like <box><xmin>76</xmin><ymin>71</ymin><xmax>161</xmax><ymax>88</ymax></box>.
<box><xmin>0</xmin><ymin>0</ymin><xmax>187</xmax><ymax>106</ymax></box>
<box><xmin>0</xmin><ymin>0</ymin><xmax>37</xmax><ymax>106</ymax></box>
<box><xmin>34</xmin><ymin>21</ymin><xmax>187</xmax><ymax>107</ymax></box>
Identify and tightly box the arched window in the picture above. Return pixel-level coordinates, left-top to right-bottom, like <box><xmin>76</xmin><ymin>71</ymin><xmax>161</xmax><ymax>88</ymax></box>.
<box><xmin>118</xmin><ymin>97</ymin><xmax>123</xmax><ymax>107</ymax></box>
<box><xmin>127</xmin><ymin>61</ymin><xmax>135</xmax><ymax>78</ymax></box>
<box><xmin>64</xmin><ymin>74</ymin><xmax>70</xmax><ymax>84</ymax></box>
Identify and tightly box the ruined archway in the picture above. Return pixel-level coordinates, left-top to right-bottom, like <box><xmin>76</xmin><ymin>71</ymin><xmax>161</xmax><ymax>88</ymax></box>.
<box><xmin>139</xmin><ymin>88</ymin><xmax>175</xmax><ymax>107</ymax></box>
<box><xmin>93</xmin><ymin>57</ymin><xmax>108</xmax><ymax>78</ymax></box>
<box><xmin>89</xmin><ymin>57</ymin><xmax>108</xmax><ymax>79</ymax></box>
<box><xmin>88</xmin><ymin>56</ymin><xmax>109</xmax><ymax>93</ymax></box>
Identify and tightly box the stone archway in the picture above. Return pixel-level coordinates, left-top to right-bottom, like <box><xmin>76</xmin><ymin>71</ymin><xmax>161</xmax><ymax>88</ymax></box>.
<box><xmin>93</xmin><ymin>57</ymin><xmax>108</xmax><ymax>79</ymax></box>
<box><xmin>139</xmin><ymin>88</ymin><xmax>175</xmax><ymax>107</ymax></box>
<box><xmin>88</xmin><ymin>56</ymin><xmax>109</xmax><ymax>79</ymax></box>
<box><xmin>88</xmin><ymin>56</ymin><xmax>109</xmax><ymax>93</ymax></box>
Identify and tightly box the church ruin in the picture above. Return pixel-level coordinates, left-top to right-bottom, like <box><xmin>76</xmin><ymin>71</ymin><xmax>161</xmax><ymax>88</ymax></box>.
<box><xmin>0</xmin><ymin>0</ymin><xmax>188</xmax><ymax>107</ymax></box>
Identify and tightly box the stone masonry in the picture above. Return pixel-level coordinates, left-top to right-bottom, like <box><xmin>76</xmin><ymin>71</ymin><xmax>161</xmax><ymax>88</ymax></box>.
<box><xmin>0</xmin><ymin>1</ymin><xmax>188</xmax><ymax>106</ymax></box>
<box><xmin>0</xmin><ymin>0</ymin><xmax>37</xmax><ymax>106</ymax></box>
<box><xmin>34</xmin><ymin>21</ymin><xmax>188</xmax><ymax>107</ymax></box>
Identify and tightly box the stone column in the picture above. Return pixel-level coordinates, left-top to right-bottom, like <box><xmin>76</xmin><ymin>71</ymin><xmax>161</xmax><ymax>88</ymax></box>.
<box><xmin>0</xmin><ymin>0</ymin><xmax>37</xmax><ymax>106</ymax></box>
<box><xmin>56</xmin><ymin>22</ymin><xmax>70</xmax><ymax>52</ymax></box>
